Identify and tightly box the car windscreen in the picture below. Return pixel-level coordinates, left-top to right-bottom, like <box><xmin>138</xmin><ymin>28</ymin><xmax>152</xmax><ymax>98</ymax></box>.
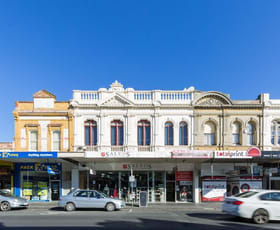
<box><xmin>234</xmin><ymin>191</ymin><xmax>259</xmax><ymax>198</ymax></box>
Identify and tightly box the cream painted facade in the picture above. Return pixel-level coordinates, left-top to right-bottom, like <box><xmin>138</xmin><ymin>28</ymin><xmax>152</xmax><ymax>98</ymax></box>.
<box><xmin>13</xmin><ymin>90</ymin><xmax>74</xmax><ymax>152</ymax></box>
<box><xmin>193</xmin><ymin>91</ymin><xmax>263</xmax><ymax>151</ymax></box>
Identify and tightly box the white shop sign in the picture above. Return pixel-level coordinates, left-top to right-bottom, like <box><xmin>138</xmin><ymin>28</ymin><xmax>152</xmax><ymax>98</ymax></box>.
<box><xmin>172</xmin><ymin>150</ymin><xmax>212</xmax><ymax>159</ymax></box>
<box><xmin>88</xmin><ymin>162</ymin><xmax>194</xmax><ymax>171</ymax></box>
<box><xmin>215</xmin><ymin>151</ymin><xmax>251</xmax><ymax>159</ymax></box>
<box><xmin>85</xmin><ymin>151</ymin><xmax>171</xmax><ymax>158</ymax></box>
<box><xmin>215</xmin><ymin>147</ymin><xmax>261</xmax><ymax>159</ymax></box>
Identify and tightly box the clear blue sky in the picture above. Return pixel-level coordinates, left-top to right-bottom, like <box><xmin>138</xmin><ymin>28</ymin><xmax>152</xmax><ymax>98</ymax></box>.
<box><xmin>0</xmin><ymin>0</ymin><xmax>280</xmax><ymax>142</ymax></box>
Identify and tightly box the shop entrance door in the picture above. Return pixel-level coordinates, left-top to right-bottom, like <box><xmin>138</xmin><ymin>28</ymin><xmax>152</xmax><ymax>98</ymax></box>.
<box><xmin>166</xmin><ymin>181</ymin><xmax>175</xmax><ymax>202</ymax></box>
<box><xmin>50</xmin><ymin>181</ymin><xmax>60</xmax><ymax>201</ymax></box>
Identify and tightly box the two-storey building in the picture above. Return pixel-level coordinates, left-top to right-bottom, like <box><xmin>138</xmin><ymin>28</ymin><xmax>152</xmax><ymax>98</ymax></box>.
<box><xmin>11</xmin><ymin>90</ymin><xmax>74</xmax><ymax>201</ymax></box>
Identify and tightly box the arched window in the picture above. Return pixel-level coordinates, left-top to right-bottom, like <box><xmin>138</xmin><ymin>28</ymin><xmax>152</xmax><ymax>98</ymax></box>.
<box><xmin>247</xmin><ymin>121</ymin><xmax>255</xmax><ymax>146</ymax></box>
<box><xmin>271</xmin><ymin>120</ymin><xmax>280</xmax><ymax>145</ymax></box>
<box><xmin>85</xmin><ymin>120</ymin><xmax>97</xmax><ymax>146</ymax></box>
<box><xmin>165</xmin><ymin>122</ymin><xmax>173</xmax><ymax>145</ymax></box>
<box><xmin>111</xmin><ymin>120</ymin><xmax>123</xmax><ymax>146</ymax></box>
<box><xmin>179</xmin><ymin>122</ymin><xmax>188</xmax><ymax>145</ymax></box>
<box><xmin>138</xmin><ymin>120</ymin><xmax>151</xmax><ymax>146</ymax></box>
<box><xmin>204</xmin><ymin>121</ymin><xmax>216</xmax><ymax>145</ymax></box>
<box><xmin>232</xmin><ymin>121</ymin><xmax>241</xmax><ymax>145</ymax></box>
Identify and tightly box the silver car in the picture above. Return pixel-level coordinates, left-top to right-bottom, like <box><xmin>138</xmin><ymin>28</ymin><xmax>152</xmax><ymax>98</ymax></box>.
<box><xmin>58</xmin><ymin>189</ymin><xmax>125</xmax><ymax>211</ymax></box>
<box><xmin>0</xmin><ymin>190</ymin><xmax>29</xmax><ymax>211</ymax></box>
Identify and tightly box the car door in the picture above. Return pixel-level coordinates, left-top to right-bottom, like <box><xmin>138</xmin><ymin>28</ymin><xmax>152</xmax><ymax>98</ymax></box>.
<box><xmin>73</xmin><ymin>190</ymin><xmax>90</xmax><ymax>208</ymax></box>
<box><xmin>88</xmin><ymin>191</ymin><xmax>106</xmax><ymax>208</ymax></box>
<box><xmin>259</xmin><ymin>192</ymin><xmax>280</xmax><ymax>220</ymax></box>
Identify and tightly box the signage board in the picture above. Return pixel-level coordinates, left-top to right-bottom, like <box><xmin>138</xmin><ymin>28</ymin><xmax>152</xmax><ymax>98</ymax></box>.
<box><xmin>0</xmin><ymin>152</ymin><xmax>57</xmax><ymax>159</ymax></box>
<box><xmin>262</xmin><ymin>151</ymin><xmax>280</xmax><ymax>159</ymax></box>
<box><xmin>202</xmin><ymin>180</ymin><xmax>226</xmax><ymax>202</ymax></box>
<box><xmin>19</xmin><ymin>163</ymin><xmax>61</xmax><ymax>173</ymax></box>
<box><xmin>176</xmin><ymin>171</ymin><xmax>193</xmax><ymax>181</ymax></box>
<box><xmin>85</xmin><ymin>151</ymin><xmax>170</xmax><ymax>158</ymax></box>
<box><xmin>214</xmin><ymin>147</ymin><xmax>261</xmax><ymax>159</ymax></box>
<box><xmin>172</xmin><ymin>150</ymin><xmax>212</xmax><ymax>159</ymax></box>
<box><xmin>139</xmin><ymin>191</ymin><xmax>148</xmax><ymax>207</ymax></box>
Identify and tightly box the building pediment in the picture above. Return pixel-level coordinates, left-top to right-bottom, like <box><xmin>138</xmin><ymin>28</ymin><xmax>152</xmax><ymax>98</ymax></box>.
<box><xmin>99</xmin><ymin>94</ymin><xmax>134</xmax><ymax>107</ymax></box>
<box><xmin>194</xmin><ymin>92</ymin><xmax>232</xmax><ymax>106</ymax></box>
<box><xmin>33</xmin><ymin>90</ymin><xmax>56</xmax><ymax>99</ymax></box>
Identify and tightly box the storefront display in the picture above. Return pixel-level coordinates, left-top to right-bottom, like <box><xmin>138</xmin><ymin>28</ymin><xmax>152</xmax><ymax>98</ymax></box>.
<box><xmin>202</xmin><ymin>177</ymin><xmax>226</xmax><ymax>202</ymax></box>
<box><xmin>176</xmin><ymin>171</ymin><xmax>193</xmax><ymax>202</ymax></box>
<box><xmin>0</xmin><ymin>165</ymin><xmax>12</xmax><ymax>191</ymax></box>
<box><xmin>15</xmin><ymin>163</ymin><xmax>61</xmax><ymax>201</ymax></box>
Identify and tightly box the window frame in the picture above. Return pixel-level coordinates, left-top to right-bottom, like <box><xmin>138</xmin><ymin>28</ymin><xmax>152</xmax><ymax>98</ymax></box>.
<box><xmin>84</xmin><ymin>120</ymin><xmax>97</xmax><ymax>146</ymax></box>
<box><xmin>165</xmin><ymin>122</ymin><xmax>174</xmax><ymax>146</ymax></box>
<box><xmin>137</xmin><ymin>120</ymin><xmax>151</xmax><ymax>146</ymax></box>
<box><xmin>29</xmin><ymin>130</ymin><xmax>38</xmax><ymax>151</ymax></box>
<box><xmin>111</xmin><ymin>120</ymin><xmax>124</xmax><ymax>146</ymax></box>
<box><xmin>51</xmin><ymin>130</ymin><xmax>61</xmax><ymax>151</ymax></box>
<box><xmin>179</xmin><ymin>122</ymin><xmax>188</xmax><ymax>146</ymax></box>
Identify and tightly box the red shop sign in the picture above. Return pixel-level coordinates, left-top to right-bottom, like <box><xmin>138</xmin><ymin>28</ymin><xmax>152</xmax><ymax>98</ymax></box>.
<box><xmin>176</xmin><ymin>171</ymin><xmax>193</xmax><ymax>181</ymax></box>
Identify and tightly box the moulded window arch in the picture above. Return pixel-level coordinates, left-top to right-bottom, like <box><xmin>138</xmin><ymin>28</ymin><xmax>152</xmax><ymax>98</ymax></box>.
<box><xmin>179</xmin><ymin>122</ymin><xmax>188</xmax><ymax>145</ymax></box>
<box><xmin>165</xmin><ymin>122</ymin><xmax>174</xmax><ymax>145</ymax></box>
<box><xmin>84</xmin><ymin>120</ymin><xmax>97</xmax><ymax>146</ymax></box>
<box><xmin>271</xmin><ymin>120</ymin><xmax>280</xmax><ymax>145</ymax></box>
<box><xmin>204</xmin><ymin>121</ymin><xmax>216</xmax><ymax>146</ymax></box>
<box><xmin>232</xmin><ymin>121</ymin><xmax>241</xmax><ymax>145</ymax></box>
<box><xmin>111</xmin><ymin>120</ymin><xmax>124</xmax><ymax>146</ymax></box>
<box><xmin>247</xmin><ymin>121</ymin><xmax>256</xmax><ymax>146</ymax></box>
<box><xmin>138</xmin><ymin>120</ymin><xmax>151</xmax><ymax>146</ymax></box>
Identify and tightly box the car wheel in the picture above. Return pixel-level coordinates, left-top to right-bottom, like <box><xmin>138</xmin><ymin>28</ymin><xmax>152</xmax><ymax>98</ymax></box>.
<box><xmin>105</xmin><ymin>202</ymin><xmax>116</xmax><ymax>212</ymax></box>
<box><xmin>65</xmin><ymin>202</ymin><xmax>76</xmax><ymax>212</ymax></box>
<box><xmin>1</xmin><ymin>201</ymin><xmax>11</xmax><ymax>211</ymax></box>
<box><xmin>253</xmin><ymin>209</ymin><xmax>269</xmax><ymax>224</ymax></box>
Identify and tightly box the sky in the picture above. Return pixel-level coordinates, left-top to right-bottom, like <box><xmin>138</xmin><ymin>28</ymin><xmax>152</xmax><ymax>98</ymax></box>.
<box><xmin>0</xmin><ymin>0</ymin><xmax>280</xmax><ymax>142</ymax></box>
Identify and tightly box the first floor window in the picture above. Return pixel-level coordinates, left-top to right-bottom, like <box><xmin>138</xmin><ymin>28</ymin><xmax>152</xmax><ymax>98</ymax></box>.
<box><xmin>204</xmin><ymin>121</ymin><xmax>216</xmax><ymax>146</ymax></box>
<box><xmin>52</xmin><ymin>130</ymin><xmax>61</xmax><ymax>151</ymax></box>
<box><xmin>165</xmin><ymin>122</ymin><xmax>173</xmax><ymax>145</ymax></box>
<box><xmin>247</xmin><ymin>122</ymin><xmax>255</xmax><ymax>145</ymax></box>
<box><xmin>205</xmin><ymin>133</ymin><xmax>215</xmax><ymax>145</ymax></box>
<box><xmin>111</xmin><ymin>120</ymin><xmax>123</xmax><ymax>146</ymax></box>
<box><xmin>138</xmin><ymin>120</ymin><xmax>151</xmax><ymax>146</ymax></box>
<box><xmin>85</xmin><ymin>120</ymin><xmax>97</xmax><ymax>146</ymax></box>
<box><xmin>30</xmin><ymin>130</ymin><xmax>38</xmax><ymax>151</ymax></box>
<box><xmin>179</xmin><ymin>122</ymin><xmax>188</xmax><ymax>145</ymax></box>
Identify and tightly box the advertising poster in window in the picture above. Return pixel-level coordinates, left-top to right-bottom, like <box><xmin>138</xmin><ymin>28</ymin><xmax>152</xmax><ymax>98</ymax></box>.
<box><xmin>202</xmin><ymin>180</ymin><xmax>226</xmax><ymax>202</ymax></box>
<box><xmin>240</xmin><ymin>180</ymin><xmax>262</xmax><ymax>193</ymax></box>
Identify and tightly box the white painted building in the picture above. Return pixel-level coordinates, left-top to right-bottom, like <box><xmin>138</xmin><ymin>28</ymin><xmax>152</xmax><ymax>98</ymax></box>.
<box><xmin>70</xmin><ymin>81</ymin><xmax>204</xmax><ymax>203</ymax></box>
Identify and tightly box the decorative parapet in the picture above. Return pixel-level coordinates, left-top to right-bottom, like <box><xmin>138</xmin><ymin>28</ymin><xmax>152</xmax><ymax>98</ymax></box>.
<box><xmin>72</xmin><ymin>81</ymin><xmax>195</xmax><ymax>106</ymax></box>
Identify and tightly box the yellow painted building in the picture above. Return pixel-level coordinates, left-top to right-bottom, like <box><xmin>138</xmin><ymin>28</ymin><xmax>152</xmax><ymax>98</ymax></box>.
<box><xmin>13</xmin><ymin>90</ymin><xmax>73</xmax><ymax>152</ymax></box>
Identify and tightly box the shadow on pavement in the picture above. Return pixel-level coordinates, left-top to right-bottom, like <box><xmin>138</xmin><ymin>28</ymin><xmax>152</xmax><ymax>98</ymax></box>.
<box><xmin>0</xmin><ymin>217</ymin><xmax>277</xmax><ymax>230</ymax></box>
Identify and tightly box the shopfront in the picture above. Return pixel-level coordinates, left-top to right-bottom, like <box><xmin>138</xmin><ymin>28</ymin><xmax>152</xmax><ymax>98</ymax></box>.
<box><xmin>201</xmin><ymin>147</ymin><xmax>263</xmax><ymax>201</ymax></box>
<box><xmin>262</xmin><ymin>151</ymin><xmax>280</xmax><ymax>190</ymax></box>
<box><xmin>78</xmin><ymin>151</ymin><xmax>198</xmax><ymax>203</ymax></box>
<box><xmin>0</xmin><ymin>160</ymin><xmax>14</xmax><ymax>193</ymax></box>
<box><xmin>15</xmin><ymin>162</ymin><xmax>62</xmax><ymax>201</ymax></box>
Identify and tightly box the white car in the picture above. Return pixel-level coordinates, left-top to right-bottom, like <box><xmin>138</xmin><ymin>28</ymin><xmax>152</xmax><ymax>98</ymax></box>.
<box><xmin>222</xmin><ymin>190</ymin><xmax>280</xmax><ymax>224</ymax></box>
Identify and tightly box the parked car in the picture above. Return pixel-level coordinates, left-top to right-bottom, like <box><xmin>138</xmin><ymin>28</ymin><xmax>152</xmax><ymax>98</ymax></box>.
<box><xmin>58</xmin><ymin>189</ymin><xmax>125</xmax><ymax>211</ymax></box>
<box><xmin>222</xmin><ymin>190</ymin><xmax>280</xmax><ymax>224</ymax></box>
<box><xmin>0</xmin><ymin>190</ymin><xmax>29</xmax><ymax>211</ymax></box>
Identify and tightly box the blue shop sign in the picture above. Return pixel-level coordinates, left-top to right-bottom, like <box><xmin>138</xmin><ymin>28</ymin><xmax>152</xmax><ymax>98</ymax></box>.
<box><xmin>0</xmin><ymin>152</ymin><xmax>57</xmax><ymax>159</ymax></box>
<box><xmin>19</xmin><ymin>163</ymin><xmax>61</xmax><ymax>173</ymax></box>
